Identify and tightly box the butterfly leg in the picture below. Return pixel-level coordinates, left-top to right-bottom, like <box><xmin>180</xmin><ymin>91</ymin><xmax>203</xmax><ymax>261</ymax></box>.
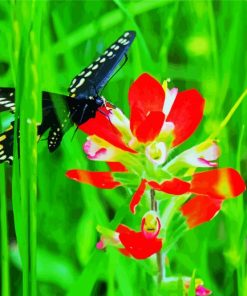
<box><xmin>70</xmin><ymin>103</ymin><xmax>89</xmax><ymax>141</ymax></box>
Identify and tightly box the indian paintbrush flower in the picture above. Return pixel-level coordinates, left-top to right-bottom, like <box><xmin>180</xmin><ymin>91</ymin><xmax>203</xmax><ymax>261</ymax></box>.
<box><xmin>67</xmin><ymin>73</ymin><xmax>245</xmax><ymax>229</ymax></box>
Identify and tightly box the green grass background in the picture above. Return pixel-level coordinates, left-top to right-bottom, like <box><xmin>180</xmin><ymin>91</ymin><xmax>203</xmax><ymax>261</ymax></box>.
<box><xmin>0</xmin><ymin>0</ymin><xmax>247</xmax><ymax>295</ymax></box>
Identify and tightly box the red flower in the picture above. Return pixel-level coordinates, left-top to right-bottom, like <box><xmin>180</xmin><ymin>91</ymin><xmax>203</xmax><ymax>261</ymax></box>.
<box><xmin>184</xmin><ymin>279</ymin><xmax>212</xmax><ymax>296</ymax></box>
<box><xmin>66</xmin><ymin>73</ymin><xmax>245</xmax><ymax>228</ymax></box>
<box><xmin>96</xmin><ymin>211</ymin><xmax>162</xmax><ymax>260</ymax></box>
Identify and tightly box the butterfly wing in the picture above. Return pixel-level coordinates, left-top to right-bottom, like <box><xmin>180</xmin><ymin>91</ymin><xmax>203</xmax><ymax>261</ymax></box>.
<box><xmin>0</xmin><ymin>123</ymin><xmax>15</xmax><ymax>164</ymax></box>
<box><xmin>0</xmin><ymin>91</ymin><xmax>73</xmax><ymax>163</ymax></box>
<box><xmin>0</xmin><ymin>88</ymin><xmax>15</xmax><ymax>113</ymax></box>
<box><xmin>68</xmin><ymin>31</ymin><xmax>136</xmax><ymax>99</ymax></box>
<box><xmin>41</xmin><ymin>92</ymin><xmax>73</xmax><ymax>152</ymax></box>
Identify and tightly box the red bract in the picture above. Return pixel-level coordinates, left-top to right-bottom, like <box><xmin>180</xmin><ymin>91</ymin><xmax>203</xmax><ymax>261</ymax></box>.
<box><xmin>166</xmin><ymin>89</ymin><xmax>205</xmax><ymax>146</ymax></box>
<box><xmin>97</xmin><ymin>211</ymin><xmax>162</xmax><ymax>260</ymax></box>
<box><xmin>66</xmin><ymin>170</ymin><xmax>121</xmax><ymax>189</ymax></box>
<box><xmin>117</xmin><ymin>224</ymin><xmax>162</xmax><ymax>259</ymax></box>
<box><xmin>181</xmin><ymin>168</ymin><xmax>246</xmax><ymax>227</ymax></box>
<box><xmin>66</xmin><ymin>73</ymin><xmax>246</xmax><ymax>228</ymax></box>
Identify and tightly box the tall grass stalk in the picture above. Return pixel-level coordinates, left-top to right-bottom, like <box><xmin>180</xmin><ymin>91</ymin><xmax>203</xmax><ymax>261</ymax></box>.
<box><xmin>0</xmin><ymin>165</ymin><xmax>10</xmax><ymax>296</ymax></box>
<box><xmin>11</xmin><ymin>1</ymin><xmax>42</xmax><ymax>295</ymax></box>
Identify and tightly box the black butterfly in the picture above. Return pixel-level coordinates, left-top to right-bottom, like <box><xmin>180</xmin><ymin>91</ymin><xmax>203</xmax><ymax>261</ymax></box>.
<box><xmin>0</xmin><ymin>31</ymin><xmax>136</xmax><ymax>164</ymax></box>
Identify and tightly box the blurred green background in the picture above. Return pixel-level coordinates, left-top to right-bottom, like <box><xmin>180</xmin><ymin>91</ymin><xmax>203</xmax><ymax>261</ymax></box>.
<box><xmin>0</xmin><ymin>0</ymin><xmax>247</xmax><ymax>295</ymax></box>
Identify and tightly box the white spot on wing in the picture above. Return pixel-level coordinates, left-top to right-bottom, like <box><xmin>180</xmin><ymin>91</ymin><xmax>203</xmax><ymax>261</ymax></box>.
<box><xmin>92</xmin><ymin>64</ymin><xmax>99</xmax><ymax>70</ymax></box>
<box><xmin>124</xmin><ymin>32</ymin><xmax>130</xmax><ymax>37</ymax></box>
<box><xmin>119</xmin><ymin>38</ymin><xmax>126</xmax><ymax>44</ymax></box>
<box><xmin>123</xmin><ymin>40</ymin><xmax>129</xmax><ymax>45</ymax></box>
<box><xmin>107</xmin><ymin>51</ymin><xmax>113</xmax><ymax>57</ymax></box>
<box><xmin>100</xmin><ymin>57</ymin><xmax>106</xmax><ymax>63</ymax></box>
<box><xmin>114</xmin><ymin>45</ymin><xmax>120</xmax><ymax>50</ymax></box>
<box><xmin>84</xmin><ymin>71</ymin><xmax>92</xmax><ymax>77</ymax></box>
<box><xmin>77</xmin><ymin>78</ymin><xmax>85</xmax><ymax>87</ymax></box>
<box><xmin>5</xmin><ymin>103</ymin><xmax>15</xmax><ymax>107</ymax></box>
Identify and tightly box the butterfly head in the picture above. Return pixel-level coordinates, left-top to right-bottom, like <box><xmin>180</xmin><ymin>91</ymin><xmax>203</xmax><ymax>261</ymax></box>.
<box><xmin>97</xmin><ymin>96</ymin><xmax>116</xmax><ymax>111</ymax></box>
<box><xmin>95</xmin><ymin>95</ymin><xmax>105</xmax><ymax>107</ymax></box>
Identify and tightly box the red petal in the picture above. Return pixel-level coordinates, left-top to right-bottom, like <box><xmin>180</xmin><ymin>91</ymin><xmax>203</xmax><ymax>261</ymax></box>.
<box><xmin>129</xmin><ymin>73</ymin><xmax>165</xmax><ymax>134</ymax></box>
<box><xmin>166</xmin><ymin>89</ymin><xmax>205</xmax><ymax>146</ymax></box>
<box><xmin>148</xmin><ymin>178</ymin><xmax>190</xmax><ymax>195</ymax></box>
<box><xmin>181</xmin><ymin>195</ymin><xmax>222</xmax><ymax>228</ymax></box>
<box><xmin>117</xmin><ymin>224</ymin><xmax>162</xmax><ymax>259</ymax></box>
<box><xmin>134</xmin><ymin>111</ymin><xmax>165</xmax><ymax>143</ymax></box>
<box><xmin>66</xmin><ymin>170</ymin><xmax>121</xmax><ymax>189</ymax></box>
<box><xmin>191</xmin><ymin>168</ymin><xmax>246</xmax><ymax>199</ymax></box>
<box><xmin>107</xmin><ymin>162</ymin><xmax>127</xmax><ymax>172</ymax></box>
<box><xmin>130</xmin><ymin>179</ymin><xmax>147</xmax><ymax>214</ymax></box>
<box><xmin>79</xmin><ymin>110</ymin><xmax>135</xmax><ymax>153</ymax></box>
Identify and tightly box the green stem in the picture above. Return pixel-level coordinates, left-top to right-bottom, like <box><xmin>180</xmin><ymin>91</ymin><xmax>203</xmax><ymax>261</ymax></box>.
<box><xmin>150</xmin><ymin>189</ymin><xmax>163</xmax><ymax>283</ymax></box>
<box><xmin>150</xmin><ymin>188</ymin><xmax>157</xmax><ymax>212</ymax></box>
<box><xmin>0</xmin><ymin>166</ymin><xmax>10</xmax><ymax>296</ymax></box>
<box><xmin>208</xmin><ymin>88</ymin><xmax>247</xmax><ymax>140</ymax></box>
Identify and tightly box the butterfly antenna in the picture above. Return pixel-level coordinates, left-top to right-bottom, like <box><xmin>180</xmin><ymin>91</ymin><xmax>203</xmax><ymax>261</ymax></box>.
<box><xmin>71</xmin><ymin>125</ymin><xmax>79</xmax><ymax>142</ymax></box>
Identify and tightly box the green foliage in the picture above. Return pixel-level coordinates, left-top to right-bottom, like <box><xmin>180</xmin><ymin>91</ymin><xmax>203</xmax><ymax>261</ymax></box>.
<box><xmin>0</xmin><ymin>0</ymin><xmax>246</xmax><ymax>295</ymax></box>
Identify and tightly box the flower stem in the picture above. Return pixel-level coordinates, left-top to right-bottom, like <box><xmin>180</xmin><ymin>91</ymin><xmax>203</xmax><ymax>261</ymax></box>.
<box><xmin>150</xmin><ymin>189</ymin><xmax>163</xmax><ymax>283</ymax></box>
<box><xmin>156</xmin><ymin>251</ymin><xmax>163</xmax><ymax>284</ymax></box>
<box><xmin>150</xmin><ymin>188</ymin><xmax>157</xmax><ymax>211</ymax></box>
<box><xmin>208</xmin><ymin>88</ymin><xmax>247</xmax><ymax>140</ymax></box>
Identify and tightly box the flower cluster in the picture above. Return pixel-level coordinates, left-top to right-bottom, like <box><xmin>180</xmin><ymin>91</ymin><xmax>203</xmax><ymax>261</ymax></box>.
<box><xmin>67</xmin><ymin>73</ymin><xmax>245</xmax><ymax>230</ymax></box>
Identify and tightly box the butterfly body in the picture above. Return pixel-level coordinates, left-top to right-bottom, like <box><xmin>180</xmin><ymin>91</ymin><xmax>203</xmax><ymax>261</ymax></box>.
<box><xmin>67</xmin><ymin>95</ymin><xmax>104</xmax><ymax>125</ymax></box>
